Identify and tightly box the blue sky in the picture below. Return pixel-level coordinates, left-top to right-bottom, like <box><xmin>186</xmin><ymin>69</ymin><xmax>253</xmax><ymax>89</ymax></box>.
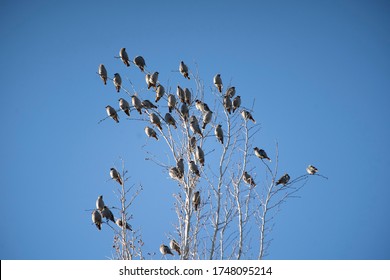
<box><xmin>0</xmin><ymin>0</ymin><xmax>389</xmax><ymax>259</ymax></box>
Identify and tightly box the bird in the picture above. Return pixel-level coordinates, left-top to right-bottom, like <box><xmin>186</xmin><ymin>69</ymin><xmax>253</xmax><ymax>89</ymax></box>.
<box><xmin>106</xmin><ymin>105</ymin><xmax>119</xmax><ymax>123</ymax></box>
<box><xmin>177</xmin><ymin>158</ymin><xmax>184</xmax><ymax>178</ymax></box>
<box><xmin>202</xmin><ymin>110</ymin><xmax>213</xmax><ymax>129</ymax></box>
<box><xmin>144</xmin><ymin>126</ymin><xmax>158</xmax><ymax>140</ymax></box>
<box><xmin>254</xmin><ymin>147</ymin><xmax>271</xmax><ymax>161</ymax></box>
<box><xmin>113</xmin><ymin>73</ymin><xmax>122</xmax><ymax>92</ymax></box>
<box><xmin>145</xmin><ymin>74</ymin><xmax>151</xmax><ymax>89</ymax></box>
<box><xmin>119</xmin><ymin>48</ymin><xmax>130</xmax><ymax>66</ymax></box>
<box><xmin>118</xmin><ymin>98</ymin><xmax>130</xmax><ymax>116</ymax></box>
<box><xmin>155</xmin><ymin>84</ymin><xmax>165</xmax><ymax>103</ymax></box>
<box><xmin>196</xmin><ymin>146</ymin><xmax>205</xmax><ymax>166</ymax></box>
<box><xmin>232</xmin><ymin>96</ymin><xmax>241</xmax><ymax>113</ymax></box>
<box><xmin>241</xmin><ymin>110</ymin><xmax>256</xmax><ymax>123</ymax></box>
<box><xmin>189</xmin><ymin>160</ymin><xmax>200</xmax><ymax>177</ymax></box>
<box><xmin>169</xmin><ymin>167</ymin><xmax>181</xmax><ymax>181</ymax></box>
<box><xmin>225</xmin><ymin>86</ymin><xmax>236</xmax><ymax>98</ymax></box>
<box><xmin>276</xmin><ymin>173</ymin><xmax>290</xmax><ymax>186</ymax></box>
<box><xmin>184</xmin><ymin>88</ymin><xmax>191</xmax><ymax>105</ymax></box>
<box><xmin>148</xmin><ymin>72</ymin><xmax>159</xmax><ymax>89</ymax></box>
<box><xmin>110</xmin><ymin>167</ymin><xmax>123</xmax><ymax>185</ymax></box>
<box><xmin>179</xmin><ymin>61</ymin><xmax>190</xmax><ymax>79</ymax></box>
<box><xmin>116</xmin><ymin>218</ymin><xmax>132</xmax><ymax>231</ymax></box>
<box><xmin>141</xmin><ymin>99</ymin><xmax>158</xmax><ymax>109</ymax></box>
<box><xmin>306</xmin><ymin>165</ymin><xmax>318</xmax><ymax>175</ymax></box>
<box><xmin>170</xmin><ymin>239</ymin><xmax>181</xmax><ymax>255</ymax></box>
<box><xmin>168</xmin><ymin>94</ymin><xmax>177</xmax><ymax>113</ymax></box>
<box><xmin>189</xmin><ymin>136</ymin><xmax>197</xmax><ymax>152</ymax></box>
<box><xmin>98</xmin><ymin>64</ymin><xmax>107</xmax><ymax>85</ymax></box>
<box><xmin>92</xmin><ymin>210</ymin><xmax>102</xmax><ymax>230</ymax></box>
<box><xmin>190</xmin><ymin>115</ymin><xmax>203</xmax><ymax>137</ymax></box>
<box><xmin>101</xmin><ymin>206</ymin><xmax>115</xmax><ymax>223</ymax></box>
<box><xmin>149</xmin><ymin>113</ymin><xmax>162</xmax><ymax>130</ymax></box>
<box><xmin>133</xmin><ymin>55</ymin><xmax>146</xmax><ymax>72</ymax></box>
<box><xmin>160</xmin><ymin>244</ymin><xmax>174</xmax><ymax>256</ymax></box>
<box><xmin>96</xmin><ymin>195</ymin><xmax>104</xmax><ymax>211</ymax></box>
<box><xmin>213</xmin><ymin>74</ymin><xmax>223</xmax><ymax>93</ymax></box>
<box><xmin>180</xmin><ymin>103</ymin><xmax>189</xmax><ymax>122</ymax></box>
<box><xmin>164</xmin><ymin>113</ymin><xmax>177</xmax><ymax>129</ymax></box>
<box><xmin>243</xmin><ymin>171</ymin><xmax>256</xmax><ymax>187</ymax></box>
<box><xmin>176</xmin><ymin>86</ymin><xmax>185</xmax><ymax>103</ymax></box>
<box><xmin>215</xmin><ymin>124</ymin><xmax>224</xmax><ymax>144</ymax></box>
<box><xmin>131</xmin><ymin>95</ymin><xmax>142</xmax><ymax>115</ymax></box>
<box><xmin>193</xmin><ymin>191</ymin><xmax>200</xmax><ymax>211</ymax></box>
<box><xmin>195</xmin><ymin>100</ymin><xmax>205</xmax><ymax>112</ymax></box>
<box><xmin>223</xmin><ymin>95</ymin><xmax>232</xmax><ymax>114</ymax></box>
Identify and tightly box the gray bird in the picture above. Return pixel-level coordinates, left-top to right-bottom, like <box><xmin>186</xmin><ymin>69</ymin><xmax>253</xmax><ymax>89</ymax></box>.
<box><xmin>180</xmin><ymin>103</ymin><xmax>189</xmax><ymax>122</ymax></box>
<box><xmin>169</xmin><ymin>167</ymin><xmax>181</xmax><ymax>181</ymax></box>
<box><xmin>193</xmin><ymin>191</ymin><xmax>200</xmax><ymax>211</ymax></box>
<box><xmin>225</xmin><ymin>86</ymin><xmax>236</xmax><ymax>98</ymax></box>
<box><xmin>223</xmin><ymin>95</ymin><xmax>232</xmax><ymax>114</ymax></box>
<box><xmin>177</xmin><ymin>158</ymin><xmax>184</xmax><ymax>178</ymax></box>
<box><xmin>149</xmin><ymin>112</ymin><xmax>162</xmax><ymax>130</ymax></box>
<box><xmin>190</xmin><ymin>115</ymin><xmax>203</xmax><ymax>137</ymax></box>
<box><xmin>131</xmin><ymin>95</ymin><xmax>143</xmax><ymax>115</ymax></box>
<box><xmin>113</xmin><ymin>73</ymin><xmax>122</xmax><ymax>92</ymax></box>
<box><xmin>168</xmin><ymin>94</ymin><xmax>177</xmax><ymax>113</ymax></box>
<box><xmin>116</xmin><ymin>218</ymin><xmax>132</xmax><ymax>231</ymax></box>
<box><xmin>106</xmin><ymin>105</ymin><xmax>119</xmax><ymax>123</ymax></box>
<box><xmin>96</xmin><ymin>195</ymin><xmax>105</xmax><ymax>211</ymax></box>
<box><xmin>148</xmin><ymin>72</ymin><xmax>159</xmax><ymax>89</ymax></box>
<box><xmin>184</xmin><ymin>88</ymin><xmax>191</xmax><ymax>105</ymax></box>
<box><xmin>241</xmin><ymin>110</ymin><xmax>256</xmax><ymax>123</ymax></box>
<box><xmin>110</xmin><ymin>167</ymin><xmax>123</xmax><ymax>185</ymax></box>
<box><xmin>145</xmin><ymin>126</ymin><xmax>158</xmax><ymax>140</ymax></box>
<box><xmin>92</xmin><ymin>210</ymin><xmax>102</xmax><ymax>230</ymax></box>
<box><xmin>243</xmin><ymin>171</ymin><xmax>256</xmax><ymax>187</ymax></box>
<box><xmin>196</xmin><ymin>146</ymin><xmax>205</xmax><ymax>166</ymax></box>
<box><xmin>164</xmin><ymin>113</ymin><xmax>177</xmax><ymax>129</ymax></box>
<box><xmin>189</xmin><ymin>160</ymin><xmax>200</xmax><ymax>177</ymax></box>
<box><xmin>203</xmin><ymin>102</ymin><xmax>211</xmax><ymax>112</ymax></box>
<box><xmin>213</xmin><ymin>73</ymin><xmax>223</xmax><ymax>93</ymax></box>
<box><xmin>98</xmin><ymin>64</ymin><xmax>107</xmax><ymax>85</ymax></box>
<box><xmin>176</xmin><ymin>86</ymin><xmax>185</xmax><ymax>103</ymax></box>
<box><xmin>179</xmin><ymin>61</ymin><xmax>190</xmax><ymax>79</ymax></box>
<box><xmin>160</xmin><ymin>244</ymin><xmax>174</xmax><ymax>256</ymax></box>
<box><xmin>276</xmin><ymin>173</ymin><xmax>290</xmax><ymax>186</ymax></box>
<box><xmin>195</xmin><ymin>100</ymin><xmax>205</xmax><ymax>112</ymax></box>
<box><xmin>118</xmin><ymin>98</ymin><xmax>130</xmax><ymax>116</ymax></box>
<box><xmin>232</xmin><ymin>96</ymin><xmax>241</xmax><ymax>113</ymax></box>
<box><xmin>254</xmin><ymin>147</ymin><xmax>271</xmax><ymax>161</ymax></box>
<box><xmin>306</xmin><ymin>165</ymin><xmax>318</xmax><ymax>175</ymax></box>
<box><xmin>145</xmin><ymin>73</ymin><xmax>151</xmax><ymax>89</ymax></box>
<box><xmin>133</xmin><ymin>55</ymin><xmax>146</xmax><ymax>72</ymax></box>
<box><xmin>189</xmin><ymin>136</ymin><xmax>197</xmax><ymax>152</ymax></box>
<box><xmin>215</xmin><ymin>124</ymin><xmax>224</xmax><ymax>144</ymax></box>
<box><xmin>155</xmin><ymin>84</ymin><xmax>165</xmax><ymax>103</ymax></box>
<box><xmin>101</xmin><ymin>205</ymin><xmax>115</xmax><ymax>223</ymax></box>
<box><xmin>142</xmin><ymin>99</ymin><xmax>158</xmax><ymax>109</ymax></box>
<box><xmin>202</xmin><ymin>110</ymin><xmax>213</xmax><ymax>129</ymax></box>
<box><xmin>119</xmin><ymin>48</ymin><xmax>130</xmax><ymax>67</ymax></box>
<box><xmin>169</xmin><ymin>239</ymin><xmax>181</xmax><ymax>255</ymax></box>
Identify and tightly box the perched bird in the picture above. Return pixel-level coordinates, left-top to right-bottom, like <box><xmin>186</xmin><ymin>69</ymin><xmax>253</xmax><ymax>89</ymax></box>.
<box><xmin>119</xmin><ymin>48</ymin><xmax>130</xmax><ymax>67</ymax></box>
<box><xmin>193</xmin><ymin>191</ymin><xmax>200</xmax><ymax>211</ymax></box>
<box><xmin>203</xmin><ymin>102</ymin><xmax>211</xmax><ymax>112</ymax></box>
<box><xmin>179</xmin><ymin>61</ymin><xmax>190</xmax><ymax>79</ymax></box>
<box><xmin>184</xmin><ymin>88</ymin><xmax>192</xmax><ymax>105</ymax></box>
<box><xmin>96</xmin><ymin>195</ymin><xmax>105</xmax><ymax>211</ymax></box>
<box><xmin>101</xmin><ymin>205</ymin><xmax>115</xmax><ymax>223</ymax></box>
<box><xmin>225</xmin><ymin>86</ymin><xmax>236</xmax><ymax>98</ymax></box>
<box><xmin>110</xmin><ymin>167</ymin><xmax>123</xmax><ymax>185</ymax></box>
<box><xmin>276</xmin><ymin>173</ymin><xmax>290</xmax><ymax>186</ymax></box>
<box><xmin>92</xmin><ymin>210</ymin><xmax>102</xmax><ymax>231</ymax></box>
<box><xmin>189</xmin><ymin>136</ymin><xmax>197</xmax><ymax>152</ymax></box>
<box><xmin>164</xmin><ymin>113</ymin><xmax>177</xmax><ymax>129</ymax></box>
<box><xmin>106</xmin><ymin>105</ymin><xmax>119</xmax><ymax>123</ymax></box>
<box><xmin>131</xmin><ymin>95</ymin><xmax>142</xmax><ymax>115</ymax></box>
<box><xmin>142</xmin><ymin>99</ymin><xmax>158</xmax><ymax>109</ymax></box>
<box><xmin>176</xmin><ymin>158</ymin><xmax>184</xmax><ymax>178</ymax></box>
<box><xmin>145</xmin><ymin>126</ymin><xmax>158</xmax><ymax>140</ymax></box>
<box><xmin>232</xmin><ymin>96</ymin><xmax>241</xmax><ymax>113</ymax></box>
<box><xmin>155</xmin><ymin>84</ymin><xmax>165</xmax><ymax>103</ymax></box>
<box><xmin>149</xmin><ymin>113</ymin><xmax>162</xmax><ymax>130</ymax></box>
<box><xmin>116</xmin><ymin>218</ymin><xmax>132</xmax><ymax>231</ymax></box>
<box><xmin>118</xmin><ymin>98</ymin><xmax>130</xmax><ymax>116</ymax></box>
<box><xmin>190</xmin><ymin>115</ymin><xmax>203</xmax><ymax>137</ymax></box>
<box><xmin>169</xmin><ymin>167</ymin><xmax>181</xmax><ymax>181</ymax></box>
<box><xmin>180</xmin><ymin>103</ymin><xmax>189</xmax><ymax>122</ymax></box>
<box><xmin>133</xmin><ymin>55</ymin><xmax>146</xmax><ymax>72</ymax></box>
<box><xmin>176</xmin><ymin>86</ymin><xmax>185</xmax><ymax>103</ymax></box>
<box><xmin>213</xmin><ymin>73</ymin><xmax>223</xmax><ymax>93</ymax></box>
<box><xmin>306</xmin><ymin>165</ymin><xmax>318</xmax><ymax>175</ymax></box>
<box><xmin>223</xmin><ymin>95</ymin><xmax>232</xmax><ymax>114</ymax></box>
<box><xmin>195</xmin><ymin>100</ymin><xmax>205</xmax><ymax>112</ymax></box>
<box><xmin>160</xmin><ymin>244</ymin><xmax>174</xmax><ymax>256</ymax></box>
<box><xmin>189</xmin><ymin>160</ymin><xmax>200</xmax><ymax>177</ymax></box>
<box><xmin>243</xmin><ymin>171</ymin><xmax>256</xmax><ymax>187</ymax></box>
<box><xmin>113</xmin><ymin>73</ymin><xmax>122</xmax><ymax>92</ymax></box>
<box><xmin>98</xmin><ymin>64</ymin><xmax>107</xmax><ymax>85</ymax></box>
<box><xmin>202</xmin><ymin>110</ymin><xmax>213</xmax><ymax>129</ymax></box>
<box><xmin>145</xmin><ymin>73</ymin><xmax>151</xmax><ymax>89</ymax></box>
<box><xmin>215</xmin><ymin>124</ymin><xmax>224</xmax><ymax>144</ymax></box>
<box><xmin>241</xmin><ymin>110</ymin><xmax>256</xmax><ymax>123</ymax></box>
<box><xmin>168</xmin><ymin>94</ymin><xmax>177</xmax><ymax>113</ymax></box>
<box><xmin>148</xmin><ymin>72</ymin><xmax>159</xmax><ymax>89</ymax></box>
<box><xmin>254</xmin><ymin>147</ymin><xmax>271</xmax><ymax>161</ymax></box>
<box><xmin>170</xmin><ymin>239</ymin><xmax>181</xmax><ymax>255</ymax></box>
<box><xmin>196</xmin><ymin>146</ymin><xmax>205</xmax><ymax>166</ymax></box>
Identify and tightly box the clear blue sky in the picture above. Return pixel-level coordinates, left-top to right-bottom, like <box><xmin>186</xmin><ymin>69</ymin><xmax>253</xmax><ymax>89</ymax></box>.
<box><xmin>0</xmin><ymin>0</ymin><xmax>389</xmax><ymax>260</ymax></box>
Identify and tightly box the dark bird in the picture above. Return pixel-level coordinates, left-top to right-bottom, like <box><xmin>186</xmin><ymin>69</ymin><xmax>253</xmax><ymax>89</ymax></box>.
<box><xmin>176</xmin><ymin>86</ymin><xmax>185</xmax><ymax>103</ymax></box>
<box><xmin>215</xmin><ymin>124</ymin><xmax>224</xmax><ymax>144</ymax></box>
<box><xmin>196</xmin><ymin>146</ymin><xmax>205</xmax><ymax>166</ymax></box>
<box><xmin>177</xmin><ymin>158</ymin><xmax>184</xmax><ymax>179</ymax></box>
<box><xmin>232</xmin><ymin>95</ymin><xmax>241</xmax><ymax>113</ymax></box>
<box><xmin>98</xmin><ymin>64</ymin><xmax>107</xmax><ymax>85</ymax></box>
<box><xmin>149</xmin><ymin>113</ymin><xmax>162</xmax><ymax>130</ymax></box>
<box><xmin>119</xmin><ymin>48</ymin><xmax>130</xmax><ymax>66</ymax></box>
<box><xmin>189</xmin><ymin>160</ymin><xmax>200</xmax><ymax>177</ymax></box>
<box><xmin>106</xmin><ymin>105</ymin><xmax>119</xmax><ymax>123</ymax></box>
<box><xmin>142</xmin><ymin>99</ymin><xmax>158</xmax><ymax>109</ymax></box>
<box><xmin>225</xmin><ymin>86</ymin><xmax>236</xmax><ymax>98</ymax></box>
<box><xmin>254</xmin><ymin>147</ymin><xmax>271</xmax><ymax>161</ymax></box>
<box><xmin>180</xmin><ymin>103</ymin><xmax>189</xmax><ymax>122</ymax></box>
<box><xmin>306</xmin><ymin>165</ymin><xmax>318</xmax><ymax>175</ymax></box>
<box><xmin>243</xmin><ymin>171</ymin><xmax>256</xmax><ymax>187</ymax></box>
<box><xmin>169</xmin><ymin>167</ymin><xmax>181</xmax><ymax>181</ymax></box>
<box><xmin>110</xmin><ymin>167</ymin><xmax>123</xmax><ymax>185</ymax></box>
<box><xmin>164</xmin><ymin>113</ymin><xmax>177</xmax><ymax>129</ymax></box>
<box><xmin>189</xmin><ymin>136</ymin><xmax>197</xmax><ymax>152</ymax></box>
<box><xmin>160</xmin><ymin>244</ymin><xmax>174</xmax><ymax>256</ymax></box>
<box><xmin>170</xmin><ymin>239</ymin><xmax>181</xmax><ymax>255</ymax></box>
<box><xmin>193</xmin><ymin>191</ymin><xmax>200</xmax><ymax>211</ymax></box>
<box><xmin>101</xmin><ymin>205</ymin><xmax>115</xmax><ymax>223</ymax></box>
<box><xmin>92</xmin><ymin>210</ymin><xmax>102</xmax><ymax>230</ymax></box>
<box><xmin>133</xmin><ymin>55</ymin><xmax>146</xmax><ymax>72</ymax></box>
<box><xmin>276</xmin><ymin>173</ymin><xmax>290</xmax><ymax>186</ymax></box>
<box><xmin>168</xmin><ymin>94</ymin><xmax>177</xmax><ymax>113</ymax></box>
<box><xmin>223</xmin><ymin>94</ymin><xmax>232</xmax><ymax>114</ymax></box>
<box><xmin>184</xmin><ymin>88</ymin><xmax>191</xmax><ymax>105</ymax></box>
<box><xmin>179</xmin><ymin>61</ymin><xmax>190</xmax><ymax>79</ymax></box>
<box><xmin>190</xmin><ymin>115</ymin><xmax>203</xmax><ymax>137</ymax></box>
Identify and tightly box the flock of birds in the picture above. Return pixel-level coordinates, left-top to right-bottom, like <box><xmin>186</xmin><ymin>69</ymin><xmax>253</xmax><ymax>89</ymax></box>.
<box><xmin>91</xmin><ymin>47</ymin><xmax>319</xmax><ymax>257</ymax></box>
